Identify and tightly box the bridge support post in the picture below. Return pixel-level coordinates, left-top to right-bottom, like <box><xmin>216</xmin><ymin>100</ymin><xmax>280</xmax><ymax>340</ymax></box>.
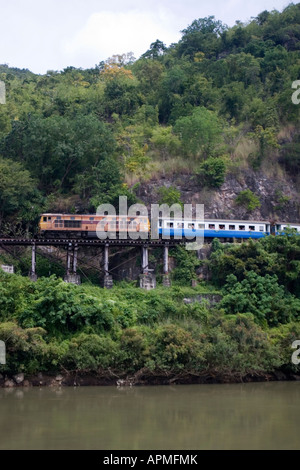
<box><xmin>29</xmin><ymin>243</ymin><xmax>37</xmax><ymax>281</ymax></box>
<box><xmin>66</xmin><ymin>243</ymin><xmax>72</xmax><ymax>275</ymax></box>
<box><xmin>103</xmin><ymin>243</ymin><xmax>113</xmax><ymax>289</ymax></box>
<box><xmin>73</xmin><ymin>244</ymin><xmax>78</xmax><ymax>274</ymax></box>
<box><xmin>162</xmin><ymin>245</ymin><xmax>171</xmax><ymax>287</ymax></box>
<box><xmin>64</xmin><ymin>243</ymin><xmax>81</xmax><ymax>285</ymax></box>
<box><xmin>140</xmin><ymin>245</ymin><xmax>156</xmax><ymax>290</ymax></box>
<box><xmin>142</xmin><ymin>246</ymin><xmax>148</xmax><ymax>274</ymax></box>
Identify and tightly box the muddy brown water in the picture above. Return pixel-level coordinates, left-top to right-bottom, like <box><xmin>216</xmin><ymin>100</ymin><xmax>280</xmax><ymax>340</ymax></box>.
<box><xmin>0</xmin><ymin>382</ymin><xmax>299</xmax><ymax>450</ymax></box>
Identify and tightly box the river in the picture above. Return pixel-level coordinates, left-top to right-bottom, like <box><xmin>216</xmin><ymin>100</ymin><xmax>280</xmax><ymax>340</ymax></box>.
<box><xmin>0</xmin><ymin>382</ymin><xmax>299</xmax><ymax>450</ymax></box>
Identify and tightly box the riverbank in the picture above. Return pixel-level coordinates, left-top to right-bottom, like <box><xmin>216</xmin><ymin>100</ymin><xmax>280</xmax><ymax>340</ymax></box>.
<box><xmin>1</xmin><ymin>270</ymin><xmax>300</xmax><ymax>385</ymax></box>
<box><xmin>1</xmin><ymin>369</ymin><xmax>300</xmax><ymax>388</ymax></box>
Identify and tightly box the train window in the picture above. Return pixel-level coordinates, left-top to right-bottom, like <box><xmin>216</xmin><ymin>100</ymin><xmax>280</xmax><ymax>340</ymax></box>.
<box><xmin>55</xmin><ymin>219</ymin><xmax>63</xmax><ymax>228</ymax></box>
<box><xmin>64</xmin><ymin>220</ymin><xmax>82</xmax><ymax>228</ymax></box>
<box><xmin>188</xmin><ymin>223</ymin><xmax>195</xmax><ymax>229</ymax></box>
<box><xmin>259</xmin><ymin>226</ymin><xmax>264</xmax><ymax>231</ymax></box>
<box><xmin>249</xmin><ymin>226</ymin><xmax>255</xmax><ymax>231</ymax></box>
<box><xmin>229</xmin><ymin>225</ymin><xmax>235</xmax><ymax>230</ymax></box>
<box><xmin>239</xmin><ymin>225</ymin><xmax>245</xmax><ymax>231</ymax></box>
<box><xmin>198</xmin><ymin>224</ymin><xmax>205</xmax><ymax>229</ymax></box>
<box><xmin>209</xmin><ymin>224</ymin><xmax>215</xmax><ymax>230</ymax></box>
<box><xmin>167</xmin><ymin>223</ymin><xmax>174</xmax><ymax>228</ymax></box>
<box><xmin>71</xmin><ymin>217</ymin><xmax>75</xmax><ymax>220</ymax></box>
<box><xmin>48</xmin><ymin>217</ymin><xmax>51</xmax><ymax>221</ymax></box>
<box><xmin>177</xmin><ymin>222</ymin><xmax>184</xmax><ymax>228</ymax></box>
<box><xmin>57</xmin><ymin>216</ymin><xmax>61</xmax><ymax>220</ymax></box>
<box><xmin>219</xmin><ymin>225</ymin><xmax>225</xmax><ymax>230</ymax></box>
<box><xmin>43</xmin><ymin>216</ymin><xmax>47</xmax><ymax>222</ymax></box>
<box><xmin>159</xmin><ymin>219</ymin><xmax>162</xmax><ymax>227</ymax></box>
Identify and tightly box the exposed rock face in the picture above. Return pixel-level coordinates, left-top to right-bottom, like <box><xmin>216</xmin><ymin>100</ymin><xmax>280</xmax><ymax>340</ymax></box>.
<box><xmin>136</xmin><ymin>169</ymin><xmax>300</xmax><ymax>223</ymax></box>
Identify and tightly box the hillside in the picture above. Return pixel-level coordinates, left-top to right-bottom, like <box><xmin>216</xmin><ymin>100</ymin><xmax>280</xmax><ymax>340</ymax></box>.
<box><xmin>1</xmin><ymin>4</ymin><xmax>300</xmax><ymax>385</ymax></box>
<box><xmin>0</xmin><ymin>4</ymin><xmax>300</xmax><ymax>235</ymax></box>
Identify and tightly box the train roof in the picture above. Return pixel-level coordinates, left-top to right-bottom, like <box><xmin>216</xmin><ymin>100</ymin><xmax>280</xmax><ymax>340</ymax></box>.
<box><xmin>40</xmin><ymin>214</ymin><xmax>300</xmax><ymax>226</ymax></box>
<box><xmin>161</xmin><ymin>217</ymin><xmax>300</xmax><ymax>225</ymax></box>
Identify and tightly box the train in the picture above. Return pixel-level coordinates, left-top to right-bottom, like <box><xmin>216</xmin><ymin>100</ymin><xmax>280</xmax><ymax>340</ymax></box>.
<box><xmin>39</xmin><ymin>213</ymin><xmax>300</xmax><ymax>240</ymax></box>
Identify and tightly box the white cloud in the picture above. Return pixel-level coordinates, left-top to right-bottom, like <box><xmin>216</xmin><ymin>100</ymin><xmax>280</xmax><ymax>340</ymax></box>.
<box><xmin>63</xmin><ymin>9</ymin><xmax>181</xmax><ymax>67</ymax></box>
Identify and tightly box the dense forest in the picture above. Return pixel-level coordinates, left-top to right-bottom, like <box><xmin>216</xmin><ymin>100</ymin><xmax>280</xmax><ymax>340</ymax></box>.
<box><xmin>0</xmin><ymin>4</ymin><xmax>300</xmax><ymax>384</ymax></box>
<box><xmin>0</xmin><ymin>3</ymin><xmax>300</xmax><ymax>234</ymax></box>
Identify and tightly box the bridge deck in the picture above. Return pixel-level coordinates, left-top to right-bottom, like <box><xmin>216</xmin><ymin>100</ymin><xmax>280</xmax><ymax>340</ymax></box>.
<box><xmin>0</xmin><ymin>238</ymin><xmax>186</xmax><ymax>247</ymax></box>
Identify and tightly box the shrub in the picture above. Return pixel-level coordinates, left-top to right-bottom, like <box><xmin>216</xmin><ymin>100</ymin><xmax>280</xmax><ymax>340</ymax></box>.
<box><xmin>148</xmin><ymin>324</ymin><xmax>199</xmax><ymax>371</ymax></box>
<box><xmin>61</xmin><ymin>333</ymin><xmax>119</xmax><ymax>371</ymax></box>
<box><xmin>220</xmin><ymin>272</ymin><xmax>300</xmax><ymax>326</ymax></box>
<box><xmin>197</xmin><ymin>157</ymin><xmax>226</xmax><ymax>188</ymax></box>
<box><xmin>157</xmin><ymin>185</ymin><xmax>183</xmax><ymax>208</ymax></box>
<box><xmin>235</xmin><ymin>189</ymin><xmax>261</xmax><ymax>211</ymax></box>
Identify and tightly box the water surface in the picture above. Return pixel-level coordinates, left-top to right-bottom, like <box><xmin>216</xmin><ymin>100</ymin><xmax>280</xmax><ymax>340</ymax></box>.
<box><xmin>0</xmin><ymin>382</ymin><xmax>299</xmax><ymax>450</ymax></box>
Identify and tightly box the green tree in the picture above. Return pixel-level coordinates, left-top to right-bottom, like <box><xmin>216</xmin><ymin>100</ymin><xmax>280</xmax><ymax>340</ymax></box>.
<box><xmin>220</xmin><ymin>271</ymin><xmax>300</xmax><ymax>326</ymax></box>
<box><xmin>174</xmin><ymin>107</ymin><xmax>222</xmax><ymax>158</ymax></box>
<box><xmin>0</xmin><ymin>158</ymin><xmax>36</xmax><ymax>229</ymax></box>
<box><xmin>141</xmin><ymin>40</ymin><xmax>167</xmax><ymax>60</ymax></box>
<box><xmin>150</xmin><ymin>126</ymin><xmax>181</xmax><ymax>159</ymax></box>
<box><xmin>178</xmin><ymin>16</ymin><xmax>227</xmax><ymax>59</ymax></box>
<box><xmin>3</xmin><ymin>114</ymin><xmax>116</xmax><ymax>192</ymax></box>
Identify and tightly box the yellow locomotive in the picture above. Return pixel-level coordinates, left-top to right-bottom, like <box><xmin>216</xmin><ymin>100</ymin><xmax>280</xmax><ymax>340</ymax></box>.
<box><xmin>39</xmin><ymin>213</ymin><xmax>150</xmax><ymax>238</ymax></box>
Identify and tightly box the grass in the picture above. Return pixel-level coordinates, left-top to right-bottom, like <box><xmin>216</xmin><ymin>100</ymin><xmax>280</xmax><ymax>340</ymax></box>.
<box><xmin>125</xmin><ymin>154</ymin><xmax>195</xmax><ymax>185</ymax></box>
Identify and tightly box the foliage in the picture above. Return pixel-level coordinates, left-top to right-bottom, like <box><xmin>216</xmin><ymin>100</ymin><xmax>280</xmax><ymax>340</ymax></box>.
<box><xmin>0</xmin><ymin>4</ymin><xmax>299</xmax><ymax>234</ymax></box>
<box><xmin>170</xmin><ymin>245</ymin><xmax>200</xmax><ymax>284</ymax></box>
<box><xmin>235</xmin><ymin>189</ymin><xmax>261</xmax><ymax>212</ymax></box>
<box><xmin>0</xmin><ymin>158</ymin><xmax>38</xmax><ymax>228</ymax></box>
<box><xmin>0</xmin><ymin>271</ymin><xmax>296</xmax><ymax>378</ymax></box>
<box><xmin>220</xmin><ymin>271</ymin><xmax>300</xmax><ymax>326</ymax></box>
<box><xmin>0</xmin><ymin>5</ymin><xmax>300</xmax><ymax>381</ymax></box>
<box><xmin>2</xmin><ymin>114</ymin><xmax>116</xmax><ymax>192</ymax></box>
<box><xmin>150</xmin><ymin>126</ymin><xmax>181</xmax><ymax>158</ymax></box>
<box><xmin>157</xmin><ymin>186</ymin><xmax>183</xmax><ymax>208</ymax></box>
<box><xmin>174</xmin><ymin>107</ymin><xmax>222</xmax><ymax>158</ymax></box>
<box><xmin>210</xmin><ymin>233</ymin><xmax>300</xmax><ymax>297</ymax></box>
<box><xmin>248</xmin><ymin>125</ymin><xmax>280</xmax><ymax>167</ymax></box>
<box><xmin>197</xmin><ymin>156</ymin><xmax>226</xmax><ymax>188</ymax></box>
<box><xmin>61</xmin><ymin>333</ymin><xmax>119</xmax><ymax>371</ymax></box>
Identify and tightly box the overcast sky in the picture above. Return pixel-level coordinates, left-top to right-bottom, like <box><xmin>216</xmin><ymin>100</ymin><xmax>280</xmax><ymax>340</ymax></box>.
<box><xmin>0</xmin><ymin>0</ymin><xmax>294</xmax><ymax>74</ymax></box>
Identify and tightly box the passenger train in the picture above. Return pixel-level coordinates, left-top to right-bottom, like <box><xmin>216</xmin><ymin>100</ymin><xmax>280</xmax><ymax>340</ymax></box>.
<box><xmin>39</xmin><ymin>213</ymin><xmax>300</xmax><ymax>240</ymax></box>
